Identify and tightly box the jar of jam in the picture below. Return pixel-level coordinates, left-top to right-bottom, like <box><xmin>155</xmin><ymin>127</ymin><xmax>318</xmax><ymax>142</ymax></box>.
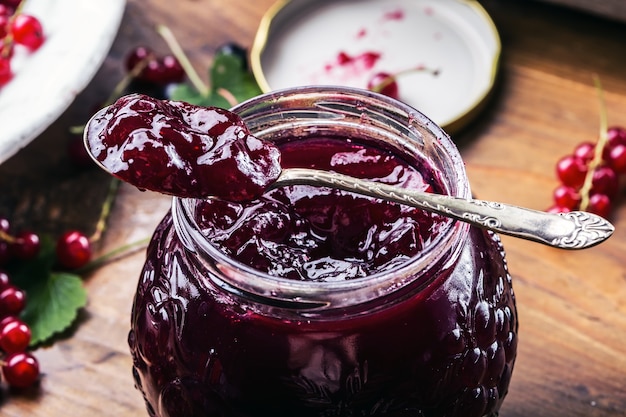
<box><xmin>128</xmin><ymin>86</ymin><xmax>518</xmax><ymax>417</ymax></box>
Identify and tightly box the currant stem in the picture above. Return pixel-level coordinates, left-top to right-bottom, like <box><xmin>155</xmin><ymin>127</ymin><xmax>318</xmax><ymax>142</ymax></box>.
<box><xmin>89</xmin><ymin>177</ymin><xmax>121</xmax><ymax>244</ymax></box>
<box><xmin>579</xmin><ymin>75</ymin><xmax>609</xmax><ymax>211</ymax></box>
<box><xmin>156</xmin><ymin>24</ymin><xmax>210</xmax><ymax>97</ymax></box>
<box><xmin>75</xmin><ymin>236</ymin><xmax>150</xmax><ymax>274</ymax></box>
<box><xmin>373</xmin><ymin>66</ymin><xmax>440</xmax><ymax>93</ymax></box>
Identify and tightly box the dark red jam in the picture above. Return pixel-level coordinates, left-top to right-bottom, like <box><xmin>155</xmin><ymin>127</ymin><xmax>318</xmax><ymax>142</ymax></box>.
<box><xmin>196</xmin><ymin>137</ymin><xmax>449</xmax><ymax>280</ymax></box>
<box><xmin>128</xmin><ymin>135</ymin><xmax>518</xmax><ymax>417</ymax></box>
<box><xmin>85</xmin><ymin>94</ymin><xmax>281</xmax><ymax>201</ymax></box>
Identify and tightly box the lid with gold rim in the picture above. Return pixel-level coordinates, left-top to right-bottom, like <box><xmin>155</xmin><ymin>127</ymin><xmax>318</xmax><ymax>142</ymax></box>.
<box><xmin>250</xmin><ymin>0</ymin><xmax>500</xmax><ymax>135</ymax></box>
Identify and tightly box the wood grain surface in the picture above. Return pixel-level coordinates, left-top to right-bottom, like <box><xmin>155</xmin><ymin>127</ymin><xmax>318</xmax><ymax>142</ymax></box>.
<box><xmin>0</xmin><ymin>0</ymin><xmax>624</xmax><ymax>416</ymax></box>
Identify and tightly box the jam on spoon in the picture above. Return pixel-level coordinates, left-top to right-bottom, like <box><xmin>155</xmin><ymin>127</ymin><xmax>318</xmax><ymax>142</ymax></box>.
<box><xmin>84</xmin><ymin>93</ymin><xmax>281</xmax><ymax>202</ymax></box>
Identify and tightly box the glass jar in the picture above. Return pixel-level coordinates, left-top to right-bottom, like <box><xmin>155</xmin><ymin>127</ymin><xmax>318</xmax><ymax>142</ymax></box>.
<box><xmin>128</xmin><ymin>86</ymin><xmax>518</xmax><ymax>417</ymax></box>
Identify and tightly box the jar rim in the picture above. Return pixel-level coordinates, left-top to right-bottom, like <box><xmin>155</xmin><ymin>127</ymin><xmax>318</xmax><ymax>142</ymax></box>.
<box><xmin>173</xmin><ymin>85</ymin><xmax>471</xmax><ymax>310</ymax></box>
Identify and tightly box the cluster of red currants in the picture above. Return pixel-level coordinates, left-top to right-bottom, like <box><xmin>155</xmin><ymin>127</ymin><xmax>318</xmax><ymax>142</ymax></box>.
<box><xmin>0</xmin><ymin>269</ymin><xmax>38</xmax><ymax>389</ymax></box>
<box><xmin>124</xmin><ymin>45</ymin><xmax>185</xmax><ymax>100</ymax></box>
<box><xmin>0</xmin><ymin>0</ymin><xmax>45</xmax><ymax>87</ymax></box>
<box><xmin>0</xmin><ymin>217</ymin><xmax>93</xmax><ymax>389</ymax></box>
<box><xmin>549</xmin><ymin>126</ymin><xmax>626</xmax><ymax>218</ymax></box>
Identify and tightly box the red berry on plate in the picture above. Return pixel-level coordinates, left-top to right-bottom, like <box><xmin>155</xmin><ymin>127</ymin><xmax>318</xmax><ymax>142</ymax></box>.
<box><xmin>56</xmin><ymin>230</ymin><xmax>92</xmax><ymax>269</ymax></box>
<box><xmin>0</xmin><ymin>318</ymin><xmax>31</xmax><ymax>353</ymax></box>
<box><xmin>2</xmin><ymin>352</ymin><xmax>40</xmax><ymax>388</ymax></box>
<box><xmin>556</xmin><ymin>155</ymin><xmax>588</xmax><ymax>188</ymax></box>
<box><xmin>10</xmin><ymin>14</ymin><xmax>45</xmax><ymax>51</ymax></box>
<box><xmin>367</xmin><ymin>72</ymin><xmax>399</xmax><ymax>99</ymax></box>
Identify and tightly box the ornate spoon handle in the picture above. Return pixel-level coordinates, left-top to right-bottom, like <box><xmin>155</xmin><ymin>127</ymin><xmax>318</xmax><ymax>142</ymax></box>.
<box><xmin>273</xmin><ymin>168</ymin><xmax>615</xmax><ymax>250</ymax></box>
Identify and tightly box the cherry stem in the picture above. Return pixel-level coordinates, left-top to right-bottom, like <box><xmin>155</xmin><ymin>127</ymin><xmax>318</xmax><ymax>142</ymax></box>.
<box><xmin>89</xmin><ymin>177</ymin><xmax>121</xmax><ymax>244</ymax></box>
<box><xmin>579</xmin><ymin>75</ymin><xmax>608</xmax><ymax>211</ymax></box>
<box><xmin>372</xmin><ymin>66</ymin><xmax>440</xmax><ymax>94</ymax></box>
<box><xmin>156</xmin><ymin>24</ymin><xmax>210</xmax><ymax>97</ymax></box>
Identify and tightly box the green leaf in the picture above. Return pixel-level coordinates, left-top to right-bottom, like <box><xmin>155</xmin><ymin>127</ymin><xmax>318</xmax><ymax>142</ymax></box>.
<box><xmin>169</xmin><ymin>50</ymin><xmax>262</xmax><ymax>108</ymax></box>
<box><xmin>210</xmin><ymin>53</ymin><xmax>263</xmax><ymax>102</ymax></box>
<box><xmin>20</xmin><ymin>272</ymin><xmax>87</xmax><ymax>346</ymax></box>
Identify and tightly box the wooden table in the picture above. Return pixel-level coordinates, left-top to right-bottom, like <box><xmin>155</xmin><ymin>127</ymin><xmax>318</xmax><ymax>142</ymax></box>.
<box><xmin>1</xmin><ymin>0</ymin><xmax>625</xmax><ymax>415</ymax></box>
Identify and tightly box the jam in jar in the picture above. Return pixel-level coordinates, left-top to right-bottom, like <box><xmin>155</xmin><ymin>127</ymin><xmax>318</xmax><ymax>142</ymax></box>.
<box><xmin>128</xmin><ymin>86</ymin><xmax>518</xmax><ymax>417</ymax></box>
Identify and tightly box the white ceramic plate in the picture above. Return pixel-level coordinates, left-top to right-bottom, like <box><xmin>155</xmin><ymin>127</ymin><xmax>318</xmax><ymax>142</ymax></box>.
<box><xmin>251</xmin><ymin>0</ymin><xmax>500</xmax><ymax>134</ymax></box>
<box><xmin>0</xmin><ymin>0</ymin><xmax>127</xmax><ymax>164</ymax></box>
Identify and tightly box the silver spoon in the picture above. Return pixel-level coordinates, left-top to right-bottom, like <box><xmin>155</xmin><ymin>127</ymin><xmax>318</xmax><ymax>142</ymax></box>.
<box><xmin>271</xmin><ymin>168</ymin><xmax>614</xmax><ymax>250</ymax></box>
<box><xmin>84</xmin><ymin>104</ymin><xmax>614</xmax><ymax>251</ymax></box>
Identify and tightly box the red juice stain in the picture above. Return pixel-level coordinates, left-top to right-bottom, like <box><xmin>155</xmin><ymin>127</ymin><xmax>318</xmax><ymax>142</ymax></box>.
<box><xmin>383</xmin><ymin>8</ymin><xmax>405</xmax><ymax>21</ymax></box>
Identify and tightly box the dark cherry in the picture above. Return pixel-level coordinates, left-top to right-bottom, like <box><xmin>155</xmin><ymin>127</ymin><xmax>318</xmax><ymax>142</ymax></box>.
<box><xmin>215</xmin><ymin>42</ymin><xmax>249</xmax><ymax>69</ymax></box>
<box><xmin>85</xmin><ymin>94</ymin><xmax>281</xmax><ymax>202</ymax></box>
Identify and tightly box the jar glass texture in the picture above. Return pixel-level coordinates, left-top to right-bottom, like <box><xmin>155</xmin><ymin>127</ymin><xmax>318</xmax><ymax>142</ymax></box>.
<box><xmin>128</xmin><ymin>86</ymin><xmax>518</xmax><ymax>417</ymax></box>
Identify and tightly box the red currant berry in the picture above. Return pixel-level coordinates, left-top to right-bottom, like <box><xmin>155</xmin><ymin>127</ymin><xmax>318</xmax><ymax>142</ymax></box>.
<box><xmin>573</xmin><ymin>142</ymin><xmax>596</xmax><ymax>164</ymax></box>
<box><xmin>605</xmin><ymin>143</ymin><xmax>626</xmax><ymax>174</ymax></box>
<box><xmin>11</xmin><ymin>230</ymin><xmax>40</xmax><ymax>260</ymax></box>
<box><xmin>125</xmin><ymin>45</ymin><xmax>153</xmax><ymax>73</ymax></box>
<box><xmin>159</xmin><ymin>55</ymin><xmax>185</xmax><ymax>83</ymax></box>
<box><xmin>556</xmin><ymin>155</ymin><xmax>588</xmax><ymax>188</ymax></box>
<box><xmin>0</xmin><ymin>56</ymin><xmax>12</xmax><ymax>87</ymax></box>
<box><xmin>56</xmin><ymin>230</ymin><xmax>92</xmax><ymax>269</ymax></box>
<box><xmin>0</xmin><ymin>318</ymin><xmax>31</xmax><ymax>353</ymax></box>
<box><xmin>606</xmin><ymin>126</ymin><xmax>626</xmax><ymax>148</ymax></box>
<box><xmin>10</xmin><ymin>14</ymin><xmax>45</xmax><ymax>51</ymax></box>
<box><xmin>587</xmin><ymin>193</ymin><xmax>611</xmax><ymax>219</ymax></box>
<box><xmin>367</xmin><ymin>72</ymin><xmax>399</xmax><ymax>99</ymax></box>
<box><xmin>0</xmin><ymin>270</ymin><xmax>10</xmax><ymax>290</ymax></box>
<box><xmin>590</xmin><ymin>165</ymin><xmax>619</xmax><ymax>198</ymax></box>
<box><xmin>0</xmin><ymin>285</ymin><xmax>26</xmax><ymax>317</ymax></box>
<box><xmin>0</xmin><ymin>13</ymin><xmax>10</xmax><ymax>38</ymax></box>
<box><xmin>546</xmin><ymin>205</ymin><xmax>572</xmax><ymax>214</ymax></box>
<box><xmin>553</xmin><ymin>185</ymin><xmax>580</xmax><ymax>210</ymax></box>
<box><xmin>2</xmin><ymin>352</ymin><xmax>40</xmax><ymax>388</ymax></box>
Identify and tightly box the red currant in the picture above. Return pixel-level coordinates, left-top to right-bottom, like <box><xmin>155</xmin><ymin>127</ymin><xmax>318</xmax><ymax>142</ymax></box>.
<box><xmin>0</xmin><ymin>285</ymin><xmax>26</xmax><ymax>317</ymax></box>
<box><xmin>590</xmin><ymin>165</ymin><xmax>619</xmax><ymax>197</ymax></box>
<box><xmin>0</xmin><ymin>317</ymin><xmax>31</xmax><ymax>353</ymax></box>
<box><xmin>556</xmin><ymin>155</ymin><xmax>588</xmax><ymax>188</ymax></box>
<box><xmin>10</xmin><ymin>14</ymin><xmax>44</xmax><ymax>51</ymax></box>
<box><xmin>573</xmin><ymin>141</ymin><xmax>596</xmax><ymax>164</ymax></box>
<box><xmin>2</xmin><ymin>352</ymin><xmax>40</xmax><ymax>388</ymax></box>
<box><xmin>0</xmin><ymin>56</ymin><xmax>12</xmax><ymax>87</ymax></box>
<box><xmin>0</xmin><ymin>270</ymin><xmax>10</xmax><ymax>290</ymax></box>
<box><xmin>605</xmin><ymin>143</ymin><xmax>626</xmax><ymax>174</ymax></box>
<box><xmin>546</xmin><ymin>205</ymin><xmax>572</xmax><ymax>214</ymax></box>
<box><xmin>56</xmin><ymin>230</ymin><xmax>92</xmax><ymax>270</ymax></box>
<box><xmin>587</xmin><ymin>193</ymin><xmax>611</xmax><ymax>218</ymax></box>
<box><xmin>11</xmin><ymin>230</ymin><xmax>40</xmax><ymax>260</ymax></box>
<box><xmin>367</xmin><ymin>72</ymin><xmax>399</xmax><ymax>99</ymax></box>
<box><xmin>125</xmin><ymin>45</ymin><xmax>153</xmax><ymax>72</ymax></box>
<box><xmin>553</xmin><ymin>185</ymin><xmax>580</xmax><ymax>210</ymax></box>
